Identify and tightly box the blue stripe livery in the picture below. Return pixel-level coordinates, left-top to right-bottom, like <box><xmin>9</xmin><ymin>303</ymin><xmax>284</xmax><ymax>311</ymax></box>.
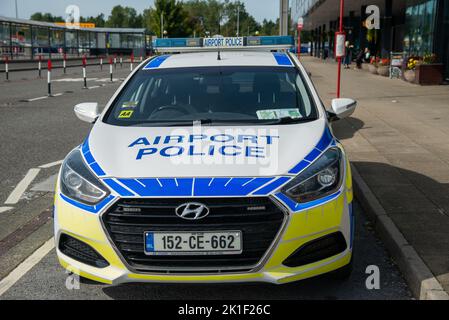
<box><xmin>103</xmin><ymin>179</ymin><xmax>135</xmax><ymax>197</ymax></box>
<box><xmin>116</xmin><ymin>177</ymin><xmax>275</xmax><ymax>197</ymax></box>
<box><xmin>60</xmin><ymin>193</ymin><xmax>115</xmax><ymax>214</ymax></box>
<box><xmin>273</xmin><ymin>52</ymin><xmax>293</xmax><ymax>66</ymax></box>
<box><xmin>143</xmin><ymin>55</ymin><xmax>171</xmax><ymax>69</ymax></box>
<box><xmin>81</xmin><ymin>138</ymin><xmax>106</xmax><ymax>177</ymax></box>
<box><xmin>118</xmin><ymin>178</ymin><xmax>193</xmax><ymax>197</ymax></box>
<box><xmin>274</xmin><ymin>190</ymin><xmax>342</xmax><ymax>213</ymax></box>
<box><xmin>349</xmin><ymin>202</ymin><xmax>354</xmax><ymax>249</ymax></box>
<box><xmin>289</xmin><ymin>127</ymin><xmax>334</xmax><ymax>175</ymax></box>
<box><xmin>253</xmin><ymin>177</ymin><xmax>290</xmax><ymax>195</ymax></box>
<box><xmin>194</xmin><ymin>177</ymin><xmax>273</xmax><ymax>196</ymax></box>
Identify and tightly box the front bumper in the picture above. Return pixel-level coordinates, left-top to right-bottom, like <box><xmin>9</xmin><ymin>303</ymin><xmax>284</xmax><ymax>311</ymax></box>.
<box><xmin>54</xmin><ymin>168</ymin><xmax>354</xmax><ymax>285</ymax></box>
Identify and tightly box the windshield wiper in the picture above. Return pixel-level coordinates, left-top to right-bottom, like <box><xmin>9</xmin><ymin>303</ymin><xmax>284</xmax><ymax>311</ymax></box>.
<box><xmin>263</xmin><ymin>117</ymin><xmax>316</xmax><ymax>125</ymax></box>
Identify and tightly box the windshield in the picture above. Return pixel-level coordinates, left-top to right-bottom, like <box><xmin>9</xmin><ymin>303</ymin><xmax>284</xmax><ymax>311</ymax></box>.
<box><xmin>104</xmin><ymin>66</ymin><xmax>318</xmax><ymax>126</ymax></box>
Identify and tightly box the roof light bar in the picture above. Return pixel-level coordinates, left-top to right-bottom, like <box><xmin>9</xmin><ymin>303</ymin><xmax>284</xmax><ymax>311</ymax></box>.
<box><xmin>153</xmin><ymin>36</ymin><xmax>294</xmax><ymax>53</ymax></box>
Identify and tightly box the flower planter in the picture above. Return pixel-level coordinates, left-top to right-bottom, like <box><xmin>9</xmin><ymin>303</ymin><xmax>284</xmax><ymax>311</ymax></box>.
<box><xmin>377</xmin><ymin>66</ymin><xmax>389</xmax><ymax>77</ymax></box>
<box><xmin>368</xmin><ymin>64</ymin><xmax>378</xmax><ymax>75</ymax></box>
<box><xmin>404</xmin><ymin>70</ymin><xmax>416</xmax><ymax>82</ymax></box>
<box><xmin>414</xmin><ymin>63</ymin><xmax>444</xmax><ymax>85</ymax></box>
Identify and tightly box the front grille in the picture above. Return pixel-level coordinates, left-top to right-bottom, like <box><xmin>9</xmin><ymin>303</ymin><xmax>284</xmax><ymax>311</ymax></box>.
<box><xmin>102</xmin><ymin>197</ymin><xmax>285</xmax><ymax>273</ymax></box>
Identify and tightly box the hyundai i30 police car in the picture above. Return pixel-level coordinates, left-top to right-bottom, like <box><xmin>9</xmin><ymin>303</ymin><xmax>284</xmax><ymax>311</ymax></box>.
<box><xmin>54</xmin><ymin>36</ymin><xmax>357</xmax><ymax>285</ymax></box>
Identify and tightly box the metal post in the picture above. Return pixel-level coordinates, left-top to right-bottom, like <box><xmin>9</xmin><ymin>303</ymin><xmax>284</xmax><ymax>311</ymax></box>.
<box><xmin>236</xmin><ymin>6</ymin><xmax>240</xmax><ymax>37</ymax></box>
<box><xmin>120</xmin><ymin>54</ymin><xmax>123</xmax><ymax>68</ymax></box>
<box><xmin>82</xmin><ymin>55</ymin><xmax>87</xmax><ymax>89</ymax></box>
<box><xmin>5</xmin><ymin>56</ymin><xmax>9</xmax><ymax>81</ymax></box>
<box><xmin>130</xmin><ymin>52</ymin><xmax>134</xmax><ymax>71</ymax></box>
<box><xmin>337</xmin><ymin>0</ymin><xmax>344</xmax><ymax>98</ymax></box>
<box><xmin>114</xmin><ymin>54</ymin><xmax>117</xmax><ymax>69</ymax></box>
<box><xmin>109</xmin><ymin>57</ymin><xmax>113</xmax><ymax>82</ymax></box>
<box><xmin>100</xmin><ymin>57</ymin><xmax>103</xmax><ymax>70</ymax></box>
<box><xmin>63</xmin><ymin>52</ymin><xmax>67</xmax><ymax>74</ymax></box>
<box><xmin>38</xmin><ymin>54</ymin><xmax>42</xmax><ymax>77</ymax></box>
<box><xmin>47</xmin><ymin>59</ymin><xmax>52</xmax><ymax>96</ymax></box>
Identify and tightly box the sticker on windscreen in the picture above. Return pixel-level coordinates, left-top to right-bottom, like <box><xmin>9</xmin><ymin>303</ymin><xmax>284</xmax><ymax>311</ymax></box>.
<box><xmin>257</xmin><ymin>109</ymin><xmax>301</xmax><ymax>120</ymax></box>
<box><xmin>118</xmin><ymin>110</ymin><xmax>134</xmax><ymax>119</ymax></box>
<box><xmin>121</xmin><ymin>101</ymin><xmax>138</xmax><ymax>109</ymax></box>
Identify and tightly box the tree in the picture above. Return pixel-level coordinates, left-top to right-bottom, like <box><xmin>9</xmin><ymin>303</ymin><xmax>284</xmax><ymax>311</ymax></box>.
<box><xmin>222</xmin><ymin>1</ymin><xmax>260</xmax><ymax>37</ymax></box>
<box><xmin>184</xmin><ymin>0</ymin><xmax>224</xmax><ymax>37</ymax></box>
<box><xmin>30</xmin><ymin>12</ymin><xmax>63</xmax><ymax>22</ymax></box>
<box><xmin>261</xmin><ymin>19</ymin><xmax>277</xmax><ymax>36</ymax></box>
<box><xmin>106</xmin><ymin>5</ymin><xmax>142</xmax><ymax>28</ymax></box>
<box><xmin>80</xmin><ymin>14</ymin><xmax>106</xmax><ymax>27</ymax></box>
<box><xmin>145</xmin><ymin>0</ymin><xmax>192</xmax><ymax>37</ymax></box>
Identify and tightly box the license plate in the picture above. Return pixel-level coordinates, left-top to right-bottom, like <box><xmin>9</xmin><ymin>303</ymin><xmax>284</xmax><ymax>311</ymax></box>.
<box><xmin>144</xmin><ymin>231</ymin><xmax>242</xmax><ymax>256</ymax></box>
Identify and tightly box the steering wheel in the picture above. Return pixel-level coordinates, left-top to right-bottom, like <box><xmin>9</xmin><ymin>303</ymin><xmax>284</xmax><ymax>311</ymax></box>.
<box><xmin>149</xmin><ymin>104</ymin><xmax>197</xmax><ymax>118</ymax></box>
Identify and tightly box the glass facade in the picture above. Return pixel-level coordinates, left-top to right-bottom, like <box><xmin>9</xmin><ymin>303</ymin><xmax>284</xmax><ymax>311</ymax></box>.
<box><xmin>0</xmin><ymin>17</ymin><xmax>148</xmax><ymax>59</ymax></box>
<box><xmin>404</xmin><ymin>0</ymin><xmax>437</xmax><ymax>56</ymax></box>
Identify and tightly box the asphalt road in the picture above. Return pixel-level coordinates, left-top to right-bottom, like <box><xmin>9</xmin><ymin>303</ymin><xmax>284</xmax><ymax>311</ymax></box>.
<box><xmin>0</xmin><ymin>63</ymin><xmax>411</xmax><ymax>300</ymax></box>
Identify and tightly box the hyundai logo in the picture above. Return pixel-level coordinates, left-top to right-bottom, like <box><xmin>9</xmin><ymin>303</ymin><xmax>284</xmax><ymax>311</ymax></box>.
<box><xmin>175</xmin><ymin>202</ymin><xmax>210</xmax><ymax>220</ymax></box>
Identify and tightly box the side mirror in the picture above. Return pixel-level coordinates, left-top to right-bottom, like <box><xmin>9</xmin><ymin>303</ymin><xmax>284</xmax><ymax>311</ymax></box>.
<box><xmin>74</xmin><ymin>103</ymin><xmax>100</xmax><ymax>123</ymax></box>
<box><xmin>329</xmin><ymin>98</ymin><xmax>357</xmax><ymax>121</ymax></box>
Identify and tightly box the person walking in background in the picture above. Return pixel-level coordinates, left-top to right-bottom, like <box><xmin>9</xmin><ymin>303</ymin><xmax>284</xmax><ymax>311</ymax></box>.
<box><xmin>344</xmin><ymin>41</ymin><xmax>354</xmax><ymax>69</ymax></box>
<box><xmin>356</xmin><ymin>48</ymin><xmax>371</xmax><ymax>69</ymax></box>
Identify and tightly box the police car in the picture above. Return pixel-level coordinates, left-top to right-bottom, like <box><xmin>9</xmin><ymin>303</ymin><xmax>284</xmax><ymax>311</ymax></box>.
<box><xmin>54</xmin><ymin>36</ymin><xmax>357</xmax><ymax>285</ymax></box>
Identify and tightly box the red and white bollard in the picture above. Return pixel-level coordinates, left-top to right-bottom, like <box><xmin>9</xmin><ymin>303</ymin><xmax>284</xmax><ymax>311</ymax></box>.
<box><xmin>4</xmin><ymin>56</ymin><xmax>9</xmax><ymax>81</ymax></box>
<box><xmin>38</xmin><ymin>55</ymin><xmax>42</xmax><ymax>78</ymax></box>
<box><xmin>109</xmin><ymin>57</ymin><xmax>113</xmax><ymax>82</ymax></box>
<box><xmin>47</xmin><ymin>59</ymin><xmax>52</xmax><ymax>96</ymax></box>
<box><xmin>82</xmin><ymin>55</ymin><xmax>87</xmax><ymax>89</ymax></box>
<box><xmin>63</xmin><ymin>53</ymin><xmax>67</xmax><ymax>74</ymax></box>
<box><xmin>130</xmin><ymin>53</ymin><xmax>134</xmax><ymax>71</ymax></box>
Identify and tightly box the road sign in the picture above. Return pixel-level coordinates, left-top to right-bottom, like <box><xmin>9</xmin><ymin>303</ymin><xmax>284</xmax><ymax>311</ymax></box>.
<box><xmin>297</xmin><ymin>17</ymin><xmax>304</xmax><ymax>30</ymax></box>
<box><xmin>335</xmin><ymin>32</ymin><xmax>346</xmax><ymax>58</ymax></box>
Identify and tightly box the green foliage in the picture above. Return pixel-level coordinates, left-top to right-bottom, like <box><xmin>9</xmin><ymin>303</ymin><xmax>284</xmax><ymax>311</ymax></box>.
<box><xmin>144</xmin><ymin>0</ymin><xmax>192</xmax><ymax>37</ymax></box>
<box><xmin>106</xmin><ymin>5</ymin><xmax>143</xmax><ymax>28</ymax></box>
<box><xmin>30</xmin><ymin>12</ymin><xmax>63</xmax><ymax>23</ymax></box>
<box><xmin>29</xmin><ymin>0</ymin><xmax>280</xmax><ymax>38</ymax></box>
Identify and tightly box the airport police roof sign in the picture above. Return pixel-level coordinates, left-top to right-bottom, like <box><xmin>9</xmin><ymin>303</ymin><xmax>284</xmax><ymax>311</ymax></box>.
<box><xmin>203</xmin><ymin>37</ymin><xmax>244</xmax><ymax>48</ymax></box>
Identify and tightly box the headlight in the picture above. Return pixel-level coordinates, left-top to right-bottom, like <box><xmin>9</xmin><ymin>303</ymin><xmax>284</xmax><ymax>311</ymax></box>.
<box><xmin>281</xmin><ymin>148</ymin><xmax>343</xmax><ymax>203</ymax></box>
<box><xmin>60</xmin><ymin>149</ymin><xmax>109</xmax><ymax>205</ymax></box>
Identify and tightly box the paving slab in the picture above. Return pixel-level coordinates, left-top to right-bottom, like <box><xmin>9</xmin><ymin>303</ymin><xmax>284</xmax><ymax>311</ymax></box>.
<box><xmin>301</xmin><ymin>56</ymin><xmax>449</xmax><ymax>298</ymax></box>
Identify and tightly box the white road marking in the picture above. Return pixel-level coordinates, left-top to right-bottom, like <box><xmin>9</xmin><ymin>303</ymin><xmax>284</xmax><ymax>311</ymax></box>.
<box><xmin>27</xmin><ymin>96</ymin><xmax>48</xmax><ymax>102</ymax></box>
<box><xmin>52</xmin><ymin>93</ymin><xmax>63</xmax><ymax>97</ymax></box>
<box><xmin>0</xmin><ymin>207</ymin><xmax>14</xmax><ymax>214</ymax></box>
<box><xmin>4</xmin><ymin>168</ymin><xmax>41</xmax><ymax>205</ymax></box>
<box><xmin>31</xmin><ymin>174</ymin><xmax>58</xmax><ymax>192</ymax></box>
<box><xmin>39</xmin><ymin>160</ymin><xmax>63</xmax><ymax>169</ymax></box>
<box><xmin>0</xmin><ymin>239</ymin><xmax>55</xmax><ymax>297</ymax></box>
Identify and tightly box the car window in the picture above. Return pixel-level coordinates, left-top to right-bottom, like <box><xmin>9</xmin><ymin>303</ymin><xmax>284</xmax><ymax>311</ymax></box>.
<box><xmin>104</xmin><ymin>66</ymin><xmax>318</xmax><ymax>126</ymax></box>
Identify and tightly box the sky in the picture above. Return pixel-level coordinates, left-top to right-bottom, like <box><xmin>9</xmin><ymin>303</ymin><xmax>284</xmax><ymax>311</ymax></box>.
<box><xmin>0</xmin><ymin>0</ymin><xmax>280</xmax><ymax>23</ymax></box>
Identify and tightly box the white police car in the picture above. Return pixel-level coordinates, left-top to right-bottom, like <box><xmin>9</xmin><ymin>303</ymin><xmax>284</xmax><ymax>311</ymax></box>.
<box><xmin>54</xmin><ymin>37</ymin><xmax>357</xmax><ymax>285</ymax></box>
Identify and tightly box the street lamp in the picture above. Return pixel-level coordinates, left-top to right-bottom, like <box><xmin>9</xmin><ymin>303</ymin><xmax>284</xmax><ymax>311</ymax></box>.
<box><xmin>163</xmin><ymin>30</ymin><xmax>168</xmax><ymax>38</ymax></box>
<box><xmin>236</xmin><ymin>5</ymin><xmax>241</xmax><ymax>37</ymax></box>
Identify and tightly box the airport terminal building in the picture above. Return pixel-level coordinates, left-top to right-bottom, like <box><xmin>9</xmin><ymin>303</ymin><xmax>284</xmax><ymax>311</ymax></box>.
<box><xmin>292</xmin><ymin>0</ymin><xmax>449</xmax><ymax>80</ymax></box>
<box><xmin>0</xmin><ymin>16</ymin><xmax>149</xmax><ymax>59</ymax></box>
